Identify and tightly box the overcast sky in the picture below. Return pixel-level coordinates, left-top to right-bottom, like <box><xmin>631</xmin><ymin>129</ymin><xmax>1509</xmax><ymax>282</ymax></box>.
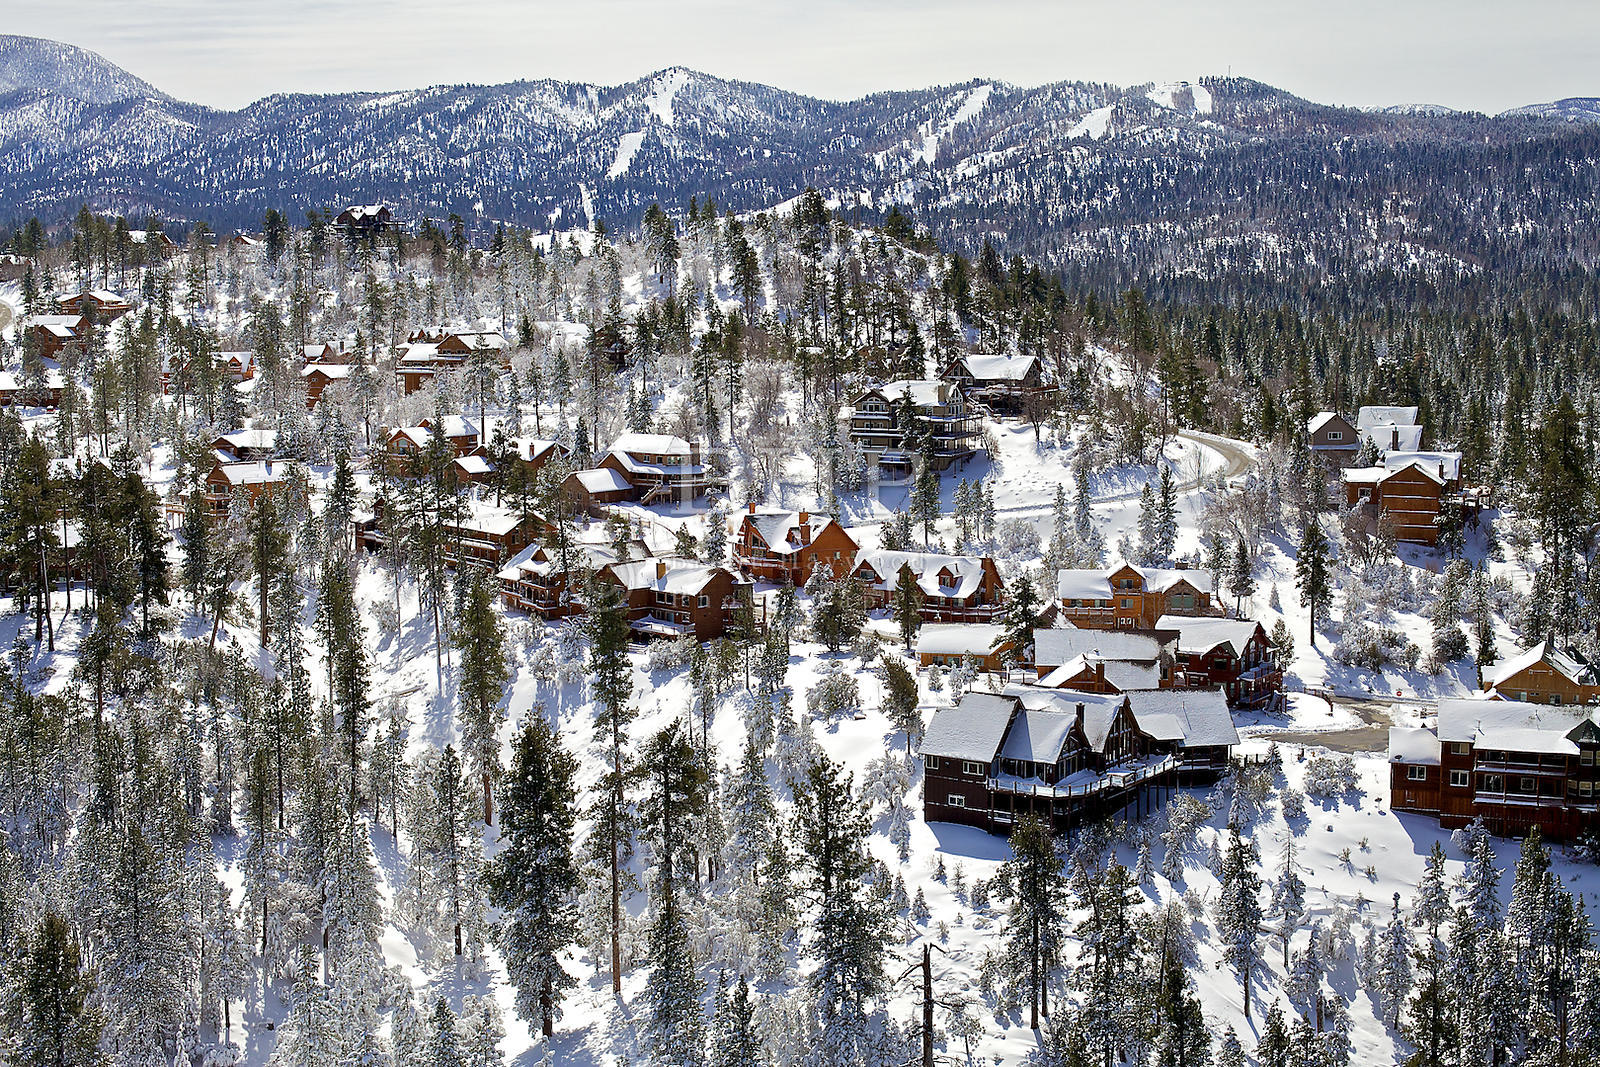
<box><xmin>16</xmin><ymin>0</ymin><xmax>1599</xmax><ymax>113</ymax></box>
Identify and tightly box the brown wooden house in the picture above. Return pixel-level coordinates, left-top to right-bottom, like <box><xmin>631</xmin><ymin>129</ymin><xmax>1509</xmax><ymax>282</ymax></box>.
<box><xmin>732</xmin><ymin>505</ymin><xmax>859</xmax><ymax>586</ymax></box>
<box><xmin>1483</xmin><ymin>641</ymin><xmax>1600</xmax><ymax>705</ymax></box>
<box><xmin>302</xmin><ymin>363</ymin><xmax>354</xmax><ymax>407</ymax></box>
<box><xmin>598</xmin><ymin>433</ymin><xmax>714</xmax><ymax>505</ymax></box>
<box><xmin>1056</xmin><ymin>564</ymin><xmax>1215</xmax><ymax>630</ymax></box>
<box><xmin>853</xmin><ymin>550</ymin><xmax>1005</xmax><ymax>622</ymax></box>
<box><xmin>1342</xmin><ymin>452</ymin><xmax>1465</xmax><ymax>545</ymax></box>
<box><xmin>1154</xmin><ymin>614</ymin><xmax>1283</xmax><ymax>710</ymax></box>
<box><xmin>921</xmin><ymin>685</ymin><xmax>1237</xmax><ymax>836</ymax></box>
<box><xmin>847</xmin><ymin>379</ymin><xmax>982</xmax><ymax>480</ymax></box>
<box><xmin>562</xmin><ymin>467</ymin><xmax>636</xmax><ymax>515</ymax></box>
<box><xmin>1390</xmin><ymin>699</ymin><xmax>1600</xmax><ymax>840</ymax></box>
<box><xmin>594</xmin><ymin>557</ymin><xmax>749</xmax><ymax>641</ymax></box>
<box><xmin>60</xmin><ymin>289</ymin><xmax>135</xmax><ymax>323</ymax></box>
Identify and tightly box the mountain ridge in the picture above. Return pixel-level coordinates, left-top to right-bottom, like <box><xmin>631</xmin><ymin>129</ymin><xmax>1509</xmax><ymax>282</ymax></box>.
<box><xmin>2</xmin><ymin>34</ymin><xmax>1599</xmax><ymax>309</ymax></box>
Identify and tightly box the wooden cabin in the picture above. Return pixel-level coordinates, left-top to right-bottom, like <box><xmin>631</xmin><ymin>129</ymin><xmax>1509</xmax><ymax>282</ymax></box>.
<box><xmin>732</xmin><ymin>505</ymin><xmax>859</xmax><ymax>586</ymax></box>
<box><xmin>1055</xmin><ymin>564</ymin><xmax>1215</xmax><ymax>630</ymax></box>
<box><xmin>853</xmin><ymin>550</ymin><xmax>1005</xmax><ymax>623</ymax></box>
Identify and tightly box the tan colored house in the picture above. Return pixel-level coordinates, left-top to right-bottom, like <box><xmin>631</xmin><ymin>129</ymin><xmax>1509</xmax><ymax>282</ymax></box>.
<box><xmin>1055</xmin><ymin>564</ymin><xmax>1215</xmax><ymax>630</ymax></box>
<box><xmin>1484</xmin><ymin>641</ymin><xmax>1600</xmax><ymax>705</ymax></box>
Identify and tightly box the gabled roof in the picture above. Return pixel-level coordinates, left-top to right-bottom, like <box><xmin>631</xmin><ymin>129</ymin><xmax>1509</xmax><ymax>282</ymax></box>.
<box><xmin>1484</xmin><ymin>640</ymin><xmax>1597</xmax><ymax>691</ymax></box>
<box><xmin>1384</xmin><ymin>451</ymin><xmax>1461</xmax><ymax>482</ymax></box>
<box><xmin>1360</xmin><ymin>423</ymin><xmax>1424</xmax><ymax>452</ymax></box>
<box><xmin>856</xmin><ymin>550</ymin><xmax>994</xmax><ymax>600</ymax></box>
<box><xmin>1056</xmin><ymin>569</ymin><xmax>1112</xmax><ymax>601</ymax></box>
<box><xmin>1034</xmin><ymin>627</ymin><xmax>1175</xmax><ymax>669</ymax></box>
<box><xmin>215</xmin><ymin>428</ymin><xmax>277</xmax><ymax>452</ymax></box>
<box><xmin>1134</xmin><ymin>566</ymin><xmax>1213</xmax><ymax>593</ymax></box>
<box><xmin>1125</xmin><ymin>688</ymin><xmax>1238</xmax><ymax>747</ymax></box>
<box><xmin>742</xmin><ymin>509</ymin><xmax>851</xmax><ymax>555</ymax></box>
<box><xmin>1037</xmin><ymin>655</ymin><xmax>1163</xmax><ymax>692</ymax></box>
<box><xmin>512</xmin><ymin>437</ymin><xmax>565</xmax><ymax>463</ymax></box>
<box><xmin>1356</xmin><ymin>406</ymin><xmax>1419</xmax><ymax>431</ymax></box>
<box><xmin>949</xmin><ymin>353</ymin><xmax>1040</xmax><ymax>382</ymax></box>
<box><xmin>605</xmin><ymin>557</ymin><xmax>728</xmax><ymax>596</ymax></box>
<box><xmin>209</xmin><ymin>460</ymin><xmax>288</xmax><ymax>486</ymax></box>
<box><xmin>920</xmin><ymin>692</ymin><xmax>1019</xmax><ymax>762</ymax></box>
<box><xmin>608</xmin><ymin>432</ymin><xmax>694</xmax><ymax>456</ymax></box>
<box><xmin>1007</xmin><ymin>688</ymin><xmax>1127</xmax><ymax>753</ymax></box>
<box><xmin>453</xmin><ymin>454</ymin><xmax>494</xmax><ymax>476</ymax></box>
<box><xmin>1153</xmin><ymin>615</ymin><xmax>1262</xmax><ymax>657</ymax></box>
<box><xmin>569</xmin><ymin>467</ymin><xmax>633</xmax><ymax>493</ymax></box>
<box><xmin>1001</xmin><ymin>708</ymin><xmax>1081</xmax><ymax>763</ymax></box>
<box><xmin>450</xmin><ymin>502</ymin><xmax>537</xmax><ymax>538</ymax></box>
<box><xmin>914</xmin><ymin>624</ymin><xmax>1007</xmax><ymax>657</ymax></box>
<box><xmin>1308</xmin><ymin>411</ymin><xmax>1354</xmax><ymax>436</ymax></box>
<box><xmin>302</xmin><ymin>363</ymin><xmax>354</xmax><ymax>380</ymax></box>
<box><xmin>1436</xmin><ymin>697</ymin><xmax>1597</xmax><ymax>753</ymax></box>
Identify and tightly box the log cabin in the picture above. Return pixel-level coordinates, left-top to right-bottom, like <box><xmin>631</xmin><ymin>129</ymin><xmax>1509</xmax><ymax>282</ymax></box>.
<box><xmin>853</xmin><ymin>550</ymin><xmax>1005</xmax><ymax>622</ymax></box>
<box><xmin>1055</xmin><ymin>563</ymin><xmax>1215</xmax><ymax>630</ymax></box>
<box><xmin>732</xmin><ymin>505</ymin><xmax>858</xmax><ymax>586</ymax></box>
<box><xmin>593</xmin><ymin>557</ymin><xmax>750</xmax><ymax>641</ymax></box>
<box><xmin>1390</xmin><ymin>698</ymin><xmax>1600</xmax><ymax>840</ymax></box>
<box><xmin>60</xmin><ymin>289</ymin><xmax>135</xmax><ymax>323</ymax></box>
<box><xmin>921</xmin><ymin>685</ymin><xmax>1237</xmax><ymax>836</ymax></box>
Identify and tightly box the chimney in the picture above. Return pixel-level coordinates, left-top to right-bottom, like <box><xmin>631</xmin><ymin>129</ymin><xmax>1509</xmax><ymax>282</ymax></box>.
<box><xmin>1391</xmin><ymin>426</ymin><xmax>1399</xmax><ymax>450</ymax></box>
<box><xmin>656</xmin><ymin>560</ymin><xmax>668</xmax><ymax>580</ymax></box>
<box><xmin>1095</xmin><ymin>661</ymin><xmax>1106</xmax><ymax>683</ymax></box>
<box><xmin>799</xmin><ymin>510</ymin><xmax>810</xmax><ymax>525</ymax></box>
<box><xmin>1175</xmin><ymin>560</ymin><xmax>1188</xmax><ymax>570</ymax></box>
<box><xmin>1075</xmin><ymin>702</ymin><xmax>1086</xmax><ymax>731</ymax></box>
<box><xmin>748</xmin><ymin>501</ymin><xmax>757</xmax><ymax>514</ymax></box>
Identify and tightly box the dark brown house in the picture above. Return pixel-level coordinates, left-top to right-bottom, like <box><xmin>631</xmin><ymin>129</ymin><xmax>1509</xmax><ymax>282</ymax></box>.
<box><xmin>732</xmin><ymin>505</ymin><xmax>859</xmax><ymax>586</ymax></box>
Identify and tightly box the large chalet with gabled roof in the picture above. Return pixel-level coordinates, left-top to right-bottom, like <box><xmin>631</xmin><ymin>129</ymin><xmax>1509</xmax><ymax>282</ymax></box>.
<box><xmin>598</xmin><ymin>433</ymin><xmax>714</xmax><ymax>505</ymax></box>
<box><xmin>593</xmin><ymin>557</ymin><xmax>750</xmax><ymax>641</ymax></box>
<box><xmin>1389</xmin><ymin>698</ymin><xmax>1600</xmax><ymax>840</ymax></box>
<box><xmin>1055</xmin><ymin>563</ymin><xmax>1215</xmax><ymax>630</ymax></box>
<box><xmin>732</xmin><ymin>504</ymin><xmax>858</xmax><ymax>586</ymax></box>
<box><xmin>939</xmin><ymin>352</ymin><xmax>1048</xmax><ymax>416</ymax></box>
<box><xmin>853</xmin><ymin>550</ymin><xmax>1005</xmax><ymax>622</ymax></box>
<box><xmin>1482</xmin><ymin>641</ymin><xmax>1600</xmax><ymax>705</ymax></box>
<box><xmin>847</xmin><ymin>379</ymin><xmax>982</xmax><ymax>480</ymax></box>
<box><xmin>921</xmin><ymin>684</ymin><xmax>1237</xmax><ymax>836</ymax></box>
<box><xmin>1154</xmin><ymin>614</ymin><xmax>1283</xmax><ymax>710</ymax></box>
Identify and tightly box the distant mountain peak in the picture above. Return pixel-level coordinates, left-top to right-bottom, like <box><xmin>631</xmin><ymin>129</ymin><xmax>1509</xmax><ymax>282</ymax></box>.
<box><xmin>0</xmin><ymin>34</ymin><xmax>166</xmax><ymax>105</ymax></box>
<box><xmin>1501</xmin><ymin>97</ymin><xmax>1600</xmax><ymax>123</ymax></box>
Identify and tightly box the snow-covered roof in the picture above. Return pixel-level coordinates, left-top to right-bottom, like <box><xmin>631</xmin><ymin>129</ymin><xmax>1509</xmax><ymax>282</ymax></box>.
<box><xmin>1384</xmin><ymin>451</ymin><xmax>1461</xmax><ymax>482</ymax></box>
<box><xmin>952</xmin><ymin>353</ymin><xmax>1039</xmax><ymax>382</ymax></box>
<box><xmin>1125</xmin><ymin>688</ymin><xmax>1238</xmax><ymax>748</ymax></box>
<box><xmin>1008</xmin><ymin>689</ymin><xmax>1126</xmax><ymax>753</ymax></box>
<box><xmin>608</xmin><ymin>432</ymin><xmax>693</xmax><ymax>456</ymax></box>
<box><xmin>1033</xmin><ymin>628</ymin><xmax>1173</xmax><ymax>668</ymax></box>
<box><xmin>453</xmin><ymin>454</ymin><xmax>494</xmax><ymax>475</ymax></box>
<box><xmin>1485</xmin><ymin>640</ymin><xmax>1596</xmax><ymax>691</ymax></box>
<box><xmin>1037</xmin><ymin>655</ymin><xmax>1163</xmax><ymax>692</ymax></box>
<box><xmin>513</xmin><ymin>437</ymin><xmax>564</xmax><ymax>463</ymax></box>
<box><xmin>1153</xmin><ymin>615</ymin><xmax>1261</xmax><ymax>657</ymax></box>
<box><xmin>0</xmin><ymin>370</ymin><xmax>66</xmax><ymax>392</ymax></box>
<box><xmin>1136</xmin><ymin>566</ymin><xmax>1212</xmax><ymax>594</ymax></box>
<box><xmin>1388</xmin><ymin>728</ymin><xmax>1441</xmax><ymax>765</ymax></box>
<box><xmin>878</xmin><ymin>379</ymin><xmax>959</xmax><ymax>408</ymax></box>
<box><xmin>1356</xmin><ymin>406</ymin><xmax>1419</xmax><ymax>431</ymax></box>
<box><xmin>303</xmin><ymin>363</ymin><xmax>354</xmax><ymax>379</ymax></box>
<box><xmin>570</xmin><ymin>467</ymin><xmax>633</xmax><ymax>493</ymax></box>
<box><xmin>1436</xmin><ymin>698</ymin><xmax>1595</xmax><ymax>753</ymax></box>
<box><xmin>431</xmin><ymin>415</ymin><xmax>480</xmax><ymax>439</ymax></box>
<box><xmin>856</xmin><ymin>550</ymin><xmax>992</xmax><ymax>600</ymax></box>
<box><xmin>1360</xmin><ymin>423</ymin><xmax>1424</xmax><ymax>452</ymax></box>
<box><xmin>446</xmin><ymin>331</ymin><xmax>507</xmax><ymax>350</ymax></box>
<box><xmin>915</xmin><ymin>624</ymin><xmax>1006</xmax><ymax>657</ymax></box>
<box><xmin>452</xmin><ymin>502</ymin><xmax>534</xmax><ymax>538</ymax></box>
<box><xmin>920</xmin><ymin>692</ymin><xmax>1018</xmax><ymax>762</ymax></box>
<box><xmin>210</xmin><ymin>460</ymin><xmax>288</xmax><ymax>486</ymax></box>
<box><xmin>606</xmin><ymin>557</ymin><xmax>726</xmax><ymax>596</ymax></box>
<box><xmin>743</xmin><ymin>509</ymin><xmax>847</xmax><ymax>554</ymax></box>
<box><xmin>215</xmin><ymin>428</ymin><xmax>277</xmax><ymax>452</ymax></box>
<box><xmin>1001</xmin><ymin>709</ymin><xmax>1079</xmax><ymax>763</ymax></box>
<box><xmin>1307</xmin><ymin>411</ymin><xmax>1352</xmax><ymax>436</ymax></box>
<box><xmin>1056</xmin><ymin>569</ymin><xmax>1112</xmax><ymax>601</ymax></box>
<box><xmin>1341</xmin><ymin>466</ymin><xmax>1387</xmax><ymax>485</ymax></box>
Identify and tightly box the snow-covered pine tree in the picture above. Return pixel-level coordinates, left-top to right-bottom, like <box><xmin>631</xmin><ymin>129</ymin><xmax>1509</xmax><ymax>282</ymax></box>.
<box><xmin>456</xmin><ymin>571</ymin><xmax>510</xmax><ymax>823</ymax></box>
<box><xmin>1373</xmin><ymin>892</ymin><xmax>1414</xmax><ymax>1030</ymax></box>
<box><xmin>1215</xmin><ymin>827</ymin><xmax>1264</xmax><ymax>1020</ymax></box>
<box><xmin>1003</xmin><ymin>814</ymin><xmax>1068</xmax><ymax>1032</ymax></box>
<box><xmin>485</xmin><ymin>714</ymin><xmax>579</xmax><ymax>1038</ymax></box>
<box><xmin>1270</xmin><ymin>839</ymin><xmax>1306</xmax><ymax>969</ymax></box>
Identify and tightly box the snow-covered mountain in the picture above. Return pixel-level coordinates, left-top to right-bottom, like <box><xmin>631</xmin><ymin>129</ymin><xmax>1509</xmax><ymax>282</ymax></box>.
<box><xmin>2</xmin><ymin>35</ymin><xmax>1599</xmax><ymax>304</ymax></box>
<box><xmin>0</xmin><ymin>35</ymin><xmax>168</xmax><ymax>104</ymax></box>
<box><xmin>1500</xmin><ymin>96</ymin><xmax>1600</xmax><ymax>123</ymax></box>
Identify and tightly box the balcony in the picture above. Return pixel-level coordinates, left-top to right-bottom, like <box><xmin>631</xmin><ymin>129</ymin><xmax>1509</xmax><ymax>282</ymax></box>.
<box><xmin>987</xmin><ymin>755</ymin><xmax>1175</xmax><ymax>799</ymax></box>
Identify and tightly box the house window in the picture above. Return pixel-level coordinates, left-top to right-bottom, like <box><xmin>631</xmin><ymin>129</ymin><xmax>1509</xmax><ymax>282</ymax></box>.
<box><xmin>1552</xmin><ymin>694</ymin><xmax>1563</xmax><ymax>706</ymax></box>
<box><xmin>1482</xmin><ymin>774</ymin><xmax>1503</xmax><ymax>792</ymax></box>
<box><xmin>1451</xmin><ymin>743</ymin><xmax>1470</xmax><ymax>755</ymax></box>
<box><xmin>1583</xmin><ymin>750</ymin><xmax>1595</xmax><ymax>767</ymax></box>
<box><xmin>926</xmin><ymin>756</ymin><xmax>941</xmax><ymax>771</ymax></box>
<box><xmin>1407</xmin><ymin>766</ymin><xmax>1428</xmax><ymax>781</ymax></box>
<box><xmin>946</xmin><ymin>794</ymin><xmax>967</xmax><ymax>808</ymax></box>
<box><xmin>1583</xmin><ymin>781</ymin><xmax>1594</xmax><ymax>797</ymax></box>
<box><xmin>1449</xmin><ymin>769</ymin><xmax>1469</xmax><ymax>788</ymax></box>
<box><xmin>1328</xmin><ymin>431</ymin><xmax>1343</xmax><ymax>442</ymax></box>
<box><xmin>698</xmin><ymin>595</ymin><xmax>709</xmax><ymax>608</ymax></box>
<box><xmin>1520</xmin><ymin>777</ymin><xmax>1536</xmax><ymax>793</ymax></box>
<box><xmin>961</xmin><ymin>761</ymin><xmax>984</xmax><ymax>776</ymax></box>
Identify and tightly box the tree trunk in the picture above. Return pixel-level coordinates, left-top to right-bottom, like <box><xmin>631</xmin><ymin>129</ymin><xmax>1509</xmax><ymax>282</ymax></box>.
<box><xmin>482</xmin><ymin>770</ymin><xmax>494</xmax><ymax>825</ymax></box>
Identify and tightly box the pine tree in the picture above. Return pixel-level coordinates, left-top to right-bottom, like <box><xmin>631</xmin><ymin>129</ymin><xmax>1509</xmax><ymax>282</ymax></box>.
<box><xmin>891</xmin><ymin>566</ymin><xmax>924</xmax><ymax>650</ymax></box>
<box><xmin>712</xmin><ymin>973</ymin><xmax>763</xmax><ymax>1067</ymax></box>
<box><xmin>486</xmin><ymin>715</ymin><xmax>579</xmax><ymax>1038</ymax></box>
<box><xmin>15</xmin><ymin>911</ymin><xmax>102</xmax><ymax>1067</ymax></box>
<box><xmin>1295</xmin><ymin>520</ymin><xmax>1332</xmax><ymax>649</ymax></box>
<box><xmin>1227</xmin><ymin>539</ymin><xmax>1255</xmax><ymax>618</ymax></box>
<box><xmin>1375</xmin><ymin>892</ymin><xmax>1414</xmax><ymax>1030</ymax></box>
<box><xmin>1004</xmin><ymin>814</ymin><xmax>1068</xmax><ymax>1031</ymax></box>
<box><xmin>586</xmin><ymin>580</ymin><xmax>636</xmax><ymax>993</ymax></box>
<box><xmin>1152</xmin><ymin>938</ymin><xmax>1210</xmax><ymax>1067</ymax></box>
<box><xmin>456</xmin><ymin>572</ymin><xmax>509</xmax><ymax>823</ymax></box>
<box><xmin>1216</xmin><ymin>828</ymin><xmax>1264</xmax><ymax>1019</ymax></box>
<box><xmin>1000</xmin><ymin>574</ymin><xmax>1041</xmax><ymax>668</ymax></box>
<box><xmin>880</xmin><ymin>655</ymin><xmax>922</xmax><ymax>753</ymax></box>
<box><xmin>1270</xmin><ymin>840</ymin><xmax>1306</xmax><ymax>969</ymax></box>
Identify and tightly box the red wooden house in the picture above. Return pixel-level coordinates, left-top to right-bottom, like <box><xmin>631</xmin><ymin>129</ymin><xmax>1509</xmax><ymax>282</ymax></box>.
<box><xmin>732</xmin><ymin>505</ymin><xmax>858</xmax><ymax>586</ymax></box>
